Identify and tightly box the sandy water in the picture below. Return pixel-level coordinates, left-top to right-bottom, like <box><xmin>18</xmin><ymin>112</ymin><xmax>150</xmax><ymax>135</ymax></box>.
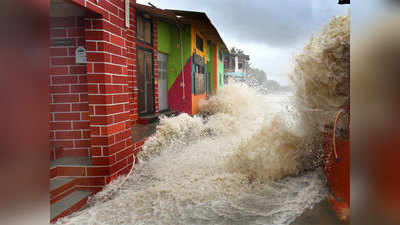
<box><xmin>55</xmin><ymin>84</ymin><xmax>328</xmax><ymax>225</ymax></box>
<box><xmin>54</xmin><ymin>13</ymin><xmax>350</xmax><ymax>224</ymax></box>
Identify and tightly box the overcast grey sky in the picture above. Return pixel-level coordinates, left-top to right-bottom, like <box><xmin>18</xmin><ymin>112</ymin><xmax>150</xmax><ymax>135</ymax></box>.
<box><xmin>137</xmin><ymin>0</ymin><xmax>349</xmax><ymax>85</ymax></box>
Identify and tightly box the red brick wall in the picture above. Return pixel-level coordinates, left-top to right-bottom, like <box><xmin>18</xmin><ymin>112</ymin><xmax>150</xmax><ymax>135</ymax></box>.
<box><xmin>49</xmin><ymin>0</ymin><xmax>141</xmax><ymax>185</ymax></box>
<box><xmin>50</xmin><ymin>16</ymin><xmax>90</xmax><ymax>159</ymax></box>
<box><xmin>85</xmin><ymin>15</ymin><xmax>133</xmax><ymax>169</ymax></box>
<box><xmin>82</xmin><ymin>2</ymin><xmax>136</xmax><ymax>182</ymax></box>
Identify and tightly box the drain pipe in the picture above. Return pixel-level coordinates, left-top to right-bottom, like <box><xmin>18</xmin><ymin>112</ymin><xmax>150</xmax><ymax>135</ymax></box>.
<box><xmin>179</xmin><ymin>27</ymin><xmax>185</xmax><ymax>100</ymax></box>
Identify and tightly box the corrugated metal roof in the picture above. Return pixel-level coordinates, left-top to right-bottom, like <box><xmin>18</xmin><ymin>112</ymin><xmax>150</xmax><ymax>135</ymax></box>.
<box><xmin>131</xmin><ymin>3</ymin><xmax>177</xmax><ymax>21</ymax></box>
<box><xmin>131</xmin><ymin>3</ymin><xmax>228</xmax><ymax>53</ymax></box>
<box><xmin>165</xmin><ymin>9</ymin><xmax>229</xmax><ymax>53</ymax></box>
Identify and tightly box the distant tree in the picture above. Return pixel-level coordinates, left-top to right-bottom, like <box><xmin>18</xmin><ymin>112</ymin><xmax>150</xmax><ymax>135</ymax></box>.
<box><xmin>230</xmin><ymin>47</ymin><xmax>237</xmax><ymax>55</ymax></box>
<box><xmin>229</xmin><ymin>47</ymin><xmax>245</xmax><ymax>57</ymax></box>
<box><xmin>264</xmin><ymin>80</ymin><xmax>281</xmax><ymax>91</ymax></box>
<box><xmin>248</xmin><ymin>67</ymin><xmax>267</xmax><ymax>85</ymax></box>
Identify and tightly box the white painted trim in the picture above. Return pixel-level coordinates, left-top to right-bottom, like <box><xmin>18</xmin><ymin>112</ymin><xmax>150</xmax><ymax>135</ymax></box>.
<box><xmin>125</xmin><ymin>0</ymin><xmax>130</xmax><ymax>28</ymax></box>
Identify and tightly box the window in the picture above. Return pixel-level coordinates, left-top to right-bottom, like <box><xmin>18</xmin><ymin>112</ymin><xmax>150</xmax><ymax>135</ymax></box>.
<box><xmin>196</xmin><ymin>34</ymin><xmax>204</xmax><ymax>52</ymax></box>
<box><xmin>144</xmin><ymin>21</ymin><xmax>151</xmax><ymax>43</ymax></box>
<box><xmin>137</xmin><ymin>48</ymin><xmax>154</xmax><ymax>114</ymax></box>
<box><xmin>194</xmin><ymin>63</ymin><xmax>206</xmax><ymax>95</ymax></box>
<box><xmin>193</xmin><ymin>54</ymin><xmax>206</xmax><ymax>95</ymax></box>
<box><xmin>218</xmin><ymin>49</ymin><xmax>223</xmax><ymax>61</ymax></box>
<box><xmin>238</xmin><ymin>62</ymin><xmax>243</xmax><ymax>69</ymax></box>
<box><xmin>137</xmin><ymin>14</ymin><xmax>152</xmax><ymax>45</ymax></box>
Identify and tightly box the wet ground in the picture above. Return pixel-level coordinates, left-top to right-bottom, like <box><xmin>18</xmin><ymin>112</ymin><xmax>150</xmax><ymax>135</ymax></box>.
<box><xmin>291</xmin><ymin>199</ymin><xmax>344</xmax><ymax>225</ymax></box>
<box><xmin>131</xmin><ymin>123</ymin><xmax>157</xmax><ymax>142</ymax></box>
<box><xmin>57</xmin><ymin>88</ymin><xmax>343</xmax><ymax>225</ymax></box>
<box><xmin>265</xmin><ymin>92</ymin><xmax>345</xmax><ymax>225</ymax></box>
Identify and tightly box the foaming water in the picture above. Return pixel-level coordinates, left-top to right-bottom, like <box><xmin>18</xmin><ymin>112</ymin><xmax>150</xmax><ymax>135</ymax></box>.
<box><xmin>290</xmin><ymin>14</ymin><xmax>350</xmax><ymax>133</ymax></box>
<box><xmin>54</xmin><ymin>12</ymin><xmax>351</xmax><ymax>224</ymax></box>
<box><xmin>56</xmin><ymin>83</ymin><xmax>328</xmax><ymax>225</ymax></box>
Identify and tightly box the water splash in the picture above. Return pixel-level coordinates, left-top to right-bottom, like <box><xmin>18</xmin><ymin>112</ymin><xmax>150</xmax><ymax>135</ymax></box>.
<box><xmin>289</xmin><ymin>14</ymin><xmax>350</xmax><ymax>132</ymax></box>
<box><xmin>55</xmin><ymin>83</ymin><xmax>327</xmax><ymax>225</ymax></box>
<box><xmin>55</xmin><ymin>13</ymin><xmax>350</xmax><ymax>225</ymax></box>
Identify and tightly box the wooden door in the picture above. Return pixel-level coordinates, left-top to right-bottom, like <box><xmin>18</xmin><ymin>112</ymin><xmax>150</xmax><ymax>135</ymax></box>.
<box><xmin>137</xmin><ymin>49</ymin><xmax>154</xmax><ymax>115</ymax></box>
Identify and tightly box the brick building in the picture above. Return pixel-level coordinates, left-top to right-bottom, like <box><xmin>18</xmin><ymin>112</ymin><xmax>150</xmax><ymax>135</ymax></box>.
<box><xmin>49</xmin><ymin>0</ymin><xmax>227</xmax><ymax>222</ymax></box>
<box><xmin>49</xmin><ymin>0</ymin><xmax>149</xmax><ymax>221</ymax></box>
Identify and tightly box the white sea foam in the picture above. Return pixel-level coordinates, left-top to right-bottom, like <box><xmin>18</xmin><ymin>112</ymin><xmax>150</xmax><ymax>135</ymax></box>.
<box><xmin>55</xmin><ymin>83</ymin><xmax>327</xmax><ymax>225</ymax></box>
<box><xmin>290</xmin><ymin>14</ymin><xmax>350</xmax><ymax>132</ymax></box>
<box><xmin>55</xmin><ymin>14</ymin><xmax>350</xmax><ymax>225</ymax></box>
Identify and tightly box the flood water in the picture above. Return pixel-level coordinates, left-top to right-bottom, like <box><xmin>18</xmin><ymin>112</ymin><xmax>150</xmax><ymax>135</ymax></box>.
<box><xmin>56</xmin><ymin>83</ymin><xmax>328</xmax><ymax>225</ymax></box>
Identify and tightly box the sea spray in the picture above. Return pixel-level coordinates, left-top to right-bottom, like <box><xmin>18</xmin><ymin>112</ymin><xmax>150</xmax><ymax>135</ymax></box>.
<box><xmin>288</xmin><ymin>13</ymin><xmax>350</xmax><ymax>177</ymax></box>
<box><xmin>55</xmin><ymin>83</ymin><xmax>326</xmax><ymax>225</ymax></box>
<box><xmin>199</xmin><ymin>82</ymin><xmax>261</xmax><ymax>118</ymax></box>
<box><xmin>138</xmin><ymin>114</ymin><xmax>205</xmax><ymax>161</ymax></box>
<box><xmin>226</xmin><ymin>116</ymin><xmax>303</xmax><ymax>182</ymax></box>
<box><xmin>54</xmin><ymin>13</ymin><xmax>350</xmax><ymax>225</ymax></box>
<box><xmin>290</xmin><ymin>14</ymin><xmax>350</xmax><ymax>133</ymax></box>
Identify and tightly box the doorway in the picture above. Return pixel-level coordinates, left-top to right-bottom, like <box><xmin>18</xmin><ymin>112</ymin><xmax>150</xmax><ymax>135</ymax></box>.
<box><xmin>158</xmin><ymin>53</ymin><xmax>168</xmax><ymax>112</ymax></box>
<box><xmin>206</xmin><ymin>72</ymin><xmax>212</xmax><ymax>97</ymax></box>
<box><xmin>137</xmin><ymin>48</ymin><xmax>155</xmax><ymax>115</ymax></box>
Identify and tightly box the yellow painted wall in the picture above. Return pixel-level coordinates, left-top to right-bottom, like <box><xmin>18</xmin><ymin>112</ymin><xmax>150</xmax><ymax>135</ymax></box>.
<box><xmin>190</xmin><ymin>27</ymin><xmax>208</xmax><ymax>115</ymax></box>
<box><xmin>191</xmin><ymin>27</ymin><xmax>207</xmax><ymax>61</ymax></box>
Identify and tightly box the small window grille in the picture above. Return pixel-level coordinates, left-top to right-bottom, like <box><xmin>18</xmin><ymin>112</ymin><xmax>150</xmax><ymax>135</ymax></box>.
<box><xmin>196</xmin><ymin>34</ymin><xmax>204</xmax><ymax>52</ymax></box>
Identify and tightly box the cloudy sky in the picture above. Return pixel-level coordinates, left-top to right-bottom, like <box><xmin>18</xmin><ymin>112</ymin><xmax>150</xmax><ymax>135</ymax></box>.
<box><xmin>137</xmin><ymin>0</ymin><xmax>349</xmax><ymax>85</ymax></box>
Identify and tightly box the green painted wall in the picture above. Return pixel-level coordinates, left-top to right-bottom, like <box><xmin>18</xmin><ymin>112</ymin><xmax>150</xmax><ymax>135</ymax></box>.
<box><xmin>157</xmin><ymin>20</ymin><xmax>172</xmax><ymax>54</ymax></box>
<box><xmin>157</xmin><ymin>21</ymin><xmax>192</xmax><ymax>90</ymax></box>
<box><xmin>217</xmin><ymin>44</ymin><xmax>224</xmax><ymax>88</ymax></box>
<box><xmin>207</xmin><ymin>42</ymin><xmax>214</xmax><ymax>92</ymax></box>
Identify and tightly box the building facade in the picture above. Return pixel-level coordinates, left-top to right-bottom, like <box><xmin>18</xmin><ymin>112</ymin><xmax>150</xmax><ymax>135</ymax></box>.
<box><xmin>153</xmin><ymin>9</ymin><xmax>228</xmax><ymax>115</ymax></box>
<box><xmin>224</xmin><ymin>51</ymin><xmax>250</xmax><ymax>81</ymax></box>
<box><xmin>49</xmin><ymin>0</ymin><xmax>227</xmax><ymax>222</ymax></box>
<box><xmin>49</xmin><ymin>0</ymin><xmax>153</xmax><ymax>221</ymax></box>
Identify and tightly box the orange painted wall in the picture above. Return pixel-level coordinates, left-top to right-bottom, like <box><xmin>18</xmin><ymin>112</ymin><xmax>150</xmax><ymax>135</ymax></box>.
<box><xmin>190</xmin><ymin>27</ymin><xmax>208</xmax><ymax>115</ymax></box>
<box><xmin>192</xmin><ymin>93</ymin><xmax>207</xmax><ymax>115</ymax></box>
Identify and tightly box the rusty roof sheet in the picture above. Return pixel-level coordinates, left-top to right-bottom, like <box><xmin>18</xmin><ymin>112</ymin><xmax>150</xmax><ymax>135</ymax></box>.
<box><xmin>166</xmin><ymin>9</ymin><xmax>229</xmax><ymax>53</ymax></box>
<box><xmin>131</xmin><ymin>3</ymin><xmax>177</xmax><ymax>22</ymax></box>
<box><xmin>131</xmin><ymin>3</ymin><xmax>228</xmax><ymax>53</ymax></box>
